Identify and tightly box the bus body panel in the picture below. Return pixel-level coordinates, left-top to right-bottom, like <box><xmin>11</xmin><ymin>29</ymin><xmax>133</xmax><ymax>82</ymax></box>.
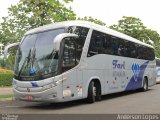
<box><xmin>156</xmin><ymin>58</ymin><xmax>160</xmax><ymax>83</ymax></box>
<box><xmin>62</xmin><ymin>68</ymin><xmax>84</xmax><ymax>101</ymax></box>
<box><xmin>13</xmin><ymin>77</ymin><xmax>64</xmax><ymax>102</ymax></box>
<box><xmin>83</xmin><ymin>54</ymin><xmax>156</xmax><ymax>95</ymax></box>
<box><xmin>156</xmin><ymin>67</ymin><xmax>160</xmax><ymax>83</ymax></box>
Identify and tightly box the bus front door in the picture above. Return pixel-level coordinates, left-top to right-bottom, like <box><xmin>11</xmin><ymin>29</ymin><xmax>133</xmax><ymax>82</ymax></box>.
<box><xmin>61</xmin><ymin>38</ymin><xmax>81</xmax><ymax>100</ymax></box>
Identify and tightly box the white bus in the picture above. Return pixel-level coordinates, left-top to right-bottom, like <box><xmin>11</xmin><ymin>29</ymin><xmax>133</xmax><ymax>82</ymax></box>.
<box><xmin>156</xmin><ymin>57</ymin><xmax>160</xmax><ymax>83</ymax></box>
<box><xmin>5</xmin><ymin>21</ymin><xmax>156</xmax><ymax>103</ymax></box>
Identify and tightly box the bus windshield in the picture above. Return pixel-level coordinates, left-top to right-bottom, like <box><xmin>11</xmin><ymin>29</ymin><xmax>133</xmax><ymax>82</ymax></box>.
<box><xmin>14</xmin><ymin>28</ymin><xmax>65</xmax><ymax>81</ymax></box>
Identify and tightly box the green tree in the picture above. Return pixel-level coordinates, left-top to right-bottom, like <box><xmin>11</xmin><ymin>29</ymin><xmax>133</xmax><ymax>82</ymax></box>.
<box><xmin>78</xmin><ymin>16</ymin><xmax>106</xmax><ymax>26</ymax></box>
<box><xmin>110</xmin><ymin>16</ymin><xmax>146</xmax><ymax>38</ymax></box>
<box><xmin>0</xmin><ymin>31</ymin><xmax>2</xmax><ymax>41</ymax></box>
<box><xmin>1</xmin><ymin>0</ymin><xmax>76</xmax><ymax>46</ymax></box>
<box><xmin>0</xmin><ymin>0</ymin><xmax>76</xmax><ymax>68</ymax></box>
<box><xmin>110</xmin><ymin>16</ymin><xmax>160</xmax><ymax>57</ymax></box>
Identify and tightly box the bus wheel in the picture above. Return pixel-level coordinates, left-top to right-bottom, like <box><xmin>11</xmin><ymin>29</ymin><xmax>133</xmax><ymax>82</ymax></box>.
<box><xmin>95</xmin><ymin>83</ymin><xmax>101</xmax><ymax>101</ymax></box>
<box><xmin>142</xmin><ymin>77</ymin><xmax>148</xmax><ymax>92</ymax></box>
<box><xmin>87</xmin><ymin>81</ymin><xmax>96</xmax><ymax>103</ymax></box>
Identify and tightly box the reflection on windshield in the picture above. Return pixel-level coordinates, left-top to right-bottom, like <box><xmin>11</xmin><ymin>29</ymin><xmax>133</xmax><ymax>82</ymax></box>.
<box><xmin>15</xmin><ymin>28</ymin><xmax>64</xmax><ymax>81</ymax></box>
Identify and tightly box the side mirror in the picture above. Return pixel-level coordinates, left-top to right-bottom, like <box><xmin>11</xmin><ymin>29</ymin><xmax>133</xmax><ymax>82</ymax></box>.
<box><xmin>4</xmin><ymin>42</ymin><xmax>20</xmax><ymax>59</ymax></box>
<box><xmin>53</xmin><ymin>33</ymin><xmax>78</xmax><ymax>51</ymax></box>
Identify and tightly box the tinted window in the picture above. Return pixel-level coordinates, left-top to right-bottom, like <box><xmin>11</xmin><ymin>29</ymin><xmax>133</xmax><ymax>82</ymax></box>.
<box><xmin>87</xmin><ymin>30</ymin><xmax>155</xmax><ymax>60</ymax></box>
<box><xmin>87</xmin><ymin>31</ymin><xmax>107</xmax><ymax>57</ymax></box>
<box><xmin>62</xmin><ymin>38</ymin><xmax>77</xmax><ymax>72</ymax></box>
<box><xmin>137</xmin><ymin>46</ymin><xmax>155</xmax><ymax>60</ymax></box>
<box><xmin>87</xmin><ymin>31</ymin><xmax>123</xmax><ymax>57</ymax></box>
<box><xmin>63</xmin><ymin>39</ymin><xmax>76</xmax><ymax>67</ymax></box>
<box><xmin>66</xmin><ymin>26</ymin><xmax>89</xmax><ymax>47</ymax></box>
<box><xmin>74</xmin><ymin>27</ymin><xmax>89</xmax><ymax>60</ymax></box>
<box><xmin>66</xmin><ymin>26</ymin><xmax>89</xmax><ymax>60</ymax></box>
<box><xmin>146</xmin><ymin>48</ymin><xmax>155</xmax><ymax>60</ymax></box>
<box><xmin>126</xmin><ymin>41</ymin><xmax>137</xmax><ymax>58</ymax></box>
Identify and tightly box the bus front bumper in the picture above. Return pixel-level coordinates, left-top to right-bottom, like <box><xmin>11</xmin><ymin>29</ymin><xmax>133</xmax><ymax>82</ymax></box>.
<box><xmin>13</xmin><ymin>86</ymin><xmax>63</xmax><ymax>102</ymax></box>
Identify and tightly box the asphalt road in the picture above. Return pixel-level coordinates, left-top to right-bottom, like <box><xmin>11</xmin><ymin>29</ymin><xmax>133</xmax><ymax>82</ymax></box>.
<box><xmin>0</xmin><ymin>84</ymin><xmax>160</xmax><ymax>114</ymax></box>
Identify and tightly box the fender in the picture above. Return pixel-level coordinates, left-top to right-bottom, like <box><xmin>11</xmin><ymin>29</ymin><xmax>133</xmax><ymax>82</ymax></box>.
<box><xmin>83</xmin><ymin>76</ymin><xmax>102</xmax><ymax>98</ymax></box>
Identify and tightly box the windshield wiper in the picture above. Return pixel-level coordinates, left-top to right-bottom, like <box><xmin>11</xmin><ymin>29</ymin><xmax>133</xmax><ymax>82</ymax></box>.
<box><xmin>31</xmin><ymin>47</ymin><xmax>36</xmax><ymax>68</ymax></box>
<box><xmin>18</xmin><ymin>49</ymin><xmax>31</xmax><ymax>79</ymax></box>
<box><xmin>49</xmin><ymin>50</ymin><xmax>57</xmax><ymax>67</ymax></box>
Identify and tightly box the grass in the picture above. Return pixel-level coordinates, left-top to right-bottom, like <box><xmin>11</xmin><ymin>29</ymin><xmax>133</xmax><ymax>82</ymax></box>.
<box><xmin>0</xmin><ymin>94</ymin><xmax>14</xmax><ymax>101</ymax></box>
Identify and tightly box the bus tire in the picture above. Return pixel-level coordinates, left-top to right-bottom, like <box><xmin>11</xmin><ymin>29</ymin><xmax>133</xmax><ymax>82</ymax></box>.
<box><xmin>142</xmin><ymin>77</ymin><xmax>148</xmax><ymax>92</ymax></box>
<box><xmin>87</xmin><ymin>81</ymin><xmax>96</xmax><ymax>103</ymax></box>
<box><xmin>95</xmin><ymin>84</ymin><xmax>101</xmax><ymax>101</ymax></box>
<box><xmin>96</xmin><ymin>94</ymin><xmax>101</xmax><ymax>101</ymax></box>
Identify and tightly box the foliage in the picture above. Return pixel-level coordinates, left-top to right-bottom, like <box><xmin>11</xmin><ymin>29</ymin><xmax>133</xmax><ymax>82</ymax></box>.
<box><xmin>78</xmin><ymin>16</ymin><xmax>106</xmax><ymax>26</ymax></box>
<box><xmin>0</xmin><ymin>94</ymin><xmax>14</xmax><ymax>100</ymax></box>
<box><xmin>0</xmin><ymin>68</ymin><xmax>13</xmax><ymax>73</ymax></box>
<box><xmin>0</xmin><ymin>73</ymin><xmax>13</xmax><ymax>86</ymax></box>
<box><xmin>0</xmin><ymin>0</ymin><xmax>76</xmax><ymax>46</ymax></box>
<box><xmin>110</xmin><ymin>16</ymin><xmax>146</xmax><ymax>37</ymax></box>
<box><xmin>0</xmin><ymin>68</ymin><xmax>14</xmax><ymax>87</ymax></box>
<box><xmin>0</xmin><ymin>55</ymin><xmax>15</xmax><ymax>70</ymax></box>
<box><xmin>0</xmin><ymin>67</ymin><xmax>13</xmax><ymax>87</ymax></box>
<box><xmin>0</xmin><ymin>0</ymin><xmax>106</xmax><ymax>46</ymax></box>
<box><xmin>0</xmin><ymin>0</ymin><xmax>76</xmax><ymax>68</ymax></box>
<box><xmin>1</xmin><ymin>0</ymin><xmax>160</xmax><ymax>58</ymax></box>
<box><xmin>110</xmin><ymin>16</ymin><xmax>160</xmax><ymax>57</ymax></box>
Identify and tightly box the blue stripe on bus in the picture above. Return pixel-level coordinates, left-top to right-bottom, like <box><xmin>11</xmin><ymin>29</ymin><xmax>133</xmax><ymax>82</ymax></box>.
<box><xmin>31</xmin><ymin>82</ymin><xmax>39</xmax><ymax>87</ymax></box>
<box><xmin>125</xmin><ymin>61</ymin><xmax>149</xmax><ymax>91</ymax></box>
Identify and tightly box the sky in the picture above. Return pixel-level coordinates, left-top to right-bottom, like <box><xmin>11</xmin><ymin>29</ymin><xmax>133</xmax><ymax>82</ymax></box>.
<box><xmin>0</xmin><ymin>0</ymin><xmax>160</xmax><ymax>33</ymax></box>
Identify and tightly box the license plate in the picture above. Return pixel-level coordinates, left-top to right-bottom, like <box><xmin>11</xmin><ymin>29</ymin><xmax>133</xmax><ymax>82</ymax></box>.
<box><xmin>25</xmin><ymin>95</ymin><xmax>33</xmax><ymax>100</ymax></box>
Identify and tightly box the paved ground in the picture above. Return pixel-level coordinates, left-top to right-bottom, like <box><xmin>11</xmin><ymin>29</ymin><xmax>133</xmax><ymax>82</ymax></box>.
<box><xmin>0</xmin><ymin>87</ymin><xmax>13</xmax><ymax>95</ymax></box>
<box><xmin>0</xmin><ymin>84</ymin><xmax>160</xmax><ymax>114</ymax></box>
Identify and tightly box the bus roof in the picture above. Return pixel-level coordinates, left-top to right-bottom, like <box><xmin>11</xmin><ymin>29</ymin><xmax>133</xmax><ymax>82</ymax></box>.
<box><xmin>25</xmin><ymin>20</ymin><xmax>154</xmax><ymax>49</ymax></box>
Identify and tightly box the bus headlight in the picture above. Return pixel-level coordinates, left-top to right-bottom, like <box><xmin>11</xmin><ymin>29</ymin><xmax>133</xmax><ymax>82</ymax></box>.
<box><xmin>55</xmin><ymin>77</ymin><xmax>67</xmax><ymax>85</ymax></box>
<box><xmin>43</xmin><ymin>84</ymin><xmax>52</xmax><ymax>91</ymax></box>
<box><xmin>13</xmin><ymin>84</ymin><xmax>18</xmax><ymax>89</ymax></box>
<box><xmin>55</xmin><ymin>80</ymin><xmax>61</xmax><ymax>85</ymax></box>
<box><xmin>43</xmin><ymin>83</ymin><xmax>56</xmax><ymax>91</ymax></box>
<box><xmin>12</xmin><ymin>80</ymin><xmax>17</xmax><ymax>89</ymax></box>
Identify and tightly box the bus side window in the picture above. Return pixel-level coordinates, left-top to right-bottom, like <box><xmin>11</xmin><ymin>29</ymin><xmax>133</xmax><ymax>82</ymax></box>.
<box><xmin>110</xmin><ymin>36</ymin><xmax>119</xmax><ymax>55</ymax></box>
<box><xmin>87</xmin><ymin>31</ymin><xmax>99</xmax><ymax>57</ymax></box>
<box><xmin>62</xmin><ymin>38</ymin><xmax>77</xmax><ymax>72</ymax></box>
<box><xmin>87</xmin><ymin>30</ymin><xmax>107</xmax><ymax>57</ymax></box>
<box><xmin>67</xmin><ymin>26</ymin><xmax>89</xmax><ymax>60</ymax></box>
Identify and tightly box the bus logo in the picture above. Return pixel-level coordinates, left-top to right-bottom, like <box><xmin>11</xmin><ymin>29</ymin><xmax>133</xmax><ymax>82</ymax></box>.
<box><xmin>132</xmin><ymin>63</ymin><xmax>140</xmax><ymax>81</ymax></box>
<box><xmin>112</xmin><ymin>60</ymin><xmax>125</xmax><ymax>69</ymax></box>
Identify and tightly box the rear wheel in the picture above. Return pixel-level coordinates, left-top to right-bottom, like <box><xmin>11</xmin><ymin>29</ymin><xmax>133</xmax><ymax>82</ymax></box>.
<box><xmin>87</xmin><ymin>81</ymin><xmax>96</xmax><ymax>103</ymax></box>
<box><xmin>142</xmin><ymin>78</ymin><xmax>148</xmax><ymax>92</ymax></box>
<box><xmin>95</xmin><ymin>86</ymin><xmax>101</xmax><ymax>101</ymax></box>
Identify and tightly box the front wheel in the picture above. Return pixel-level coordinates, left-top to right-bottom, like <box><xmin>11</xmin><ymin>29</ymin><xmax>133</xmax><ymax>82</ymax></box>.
<box><xmin>142</xmin><ymin>78</ymin><xmax>148</xmax><ymax>92</ymax></box>
<box><xmin>87</xmin><ymin>81</ymin><xmax>96</xmax><ymax>103</ymax></box>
